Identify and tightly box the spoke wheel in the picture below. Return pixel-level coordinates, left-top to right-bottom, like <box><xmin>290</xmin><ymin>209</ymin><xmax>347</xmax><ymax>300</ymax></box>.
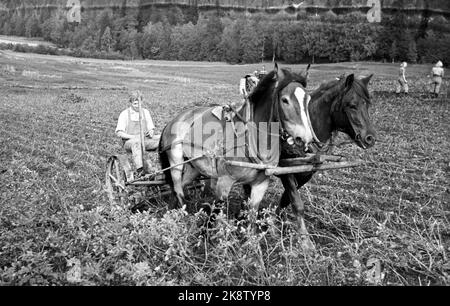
<box><xmin>105</xmin><ymin>156</ymin><xmax>128</xmax><ymax>206</ymax></box>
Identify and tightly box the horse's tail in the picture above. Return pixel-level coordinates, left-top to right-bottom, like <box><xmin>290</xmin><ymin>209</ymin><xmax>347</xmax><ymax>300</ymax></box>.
<box><xmin>158</xmin><ymin>126</ymin><xmax>173</xmax><ymax>188</ymax></box>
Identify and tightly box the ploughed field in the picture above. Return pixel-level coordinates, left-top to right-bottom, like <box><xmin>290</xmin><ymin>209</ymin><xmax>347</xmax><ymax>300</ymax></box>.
<box><xmin>0</xmin><ymin>50</ymin><xmax>448</xmax><ymax>285</ymax></box>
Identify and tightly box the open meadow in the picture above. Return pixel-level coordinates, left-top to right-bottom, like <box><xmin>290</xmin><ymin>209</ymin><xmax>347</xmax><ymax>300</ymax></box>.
<box><xmin>0</xmin><ymin>50</ymin><xmax>449</xmax><ymax>286</ymax></box>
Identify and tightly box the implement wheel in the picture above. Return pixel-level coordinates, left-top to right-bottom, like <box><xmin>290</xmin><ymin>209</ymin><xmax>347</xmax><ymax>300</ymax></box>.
<box><xmin>105</xmin><ymin>156</ymin><xmax>128</xmax><ymax>206</ymax></box>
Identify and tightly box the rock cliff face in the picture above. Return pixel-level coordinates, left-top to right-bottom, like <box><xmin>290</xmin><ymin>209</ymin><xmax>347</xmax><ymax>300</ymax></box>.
<box><xmin>2</xmin><ymin>0</ymin><xmax>450</xmax><ymax>17</ymax></box>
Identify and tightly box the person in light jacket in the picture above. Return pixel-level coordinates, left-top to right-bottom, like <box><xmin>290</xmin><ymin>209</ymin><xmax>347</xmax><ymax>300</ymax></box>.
<box><xmin>395</xmin><ymin>62</ymin><xmax>408</xmax><ymax>95</ymax></box>
<box><xmin>430</xmin><ymin>60</ymin><xmax>444</xmax><ymax>98</ymax></box>
<box><xmin>115</xmin><ymin>91</ymin><xmax>159</xmax><ymax>177</ymax></box>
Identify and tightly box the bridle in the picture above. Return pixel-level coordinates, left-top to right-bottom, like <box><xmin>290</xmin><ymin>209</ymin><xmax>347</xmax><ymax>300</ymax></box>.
<box><xmin>283</xmin><ymin>79</ymin><xmax>371</xmax><ymax>153</ymax></box>
<box><xmin>277</xmin><ymin>84</ymin><xmax>322</xmax><ymax>151</ymax></box>
<box><xmin>334</xmin><ymin>83</ymin><xmax>371</xmax><ymax>146</ymax></box>
<box><xmin>308</xmin><ymin>80</ymin><xmax>371</xmax><ymax>152</ymax></box>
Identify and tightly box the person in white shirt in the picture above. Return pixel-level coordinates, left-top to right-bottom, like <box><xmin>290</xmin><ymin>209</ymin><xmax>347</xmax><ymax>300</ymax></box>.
<box><xmin>115</xmin><ymin>91</ymin><xmax>159</xmax><ymax>176</ymax></box>
<box><xmin>235</xmin><ymin>70</ymin><xmax>260</xmax><ymax>110</ymax></box>
<box><xmin>430</xmin><ymin>60</ymin><xmax>445</xmax><ymax>98</ymax></box>
<box><xmin>395</xmin><ymin>62</ymin><xmax>408</xmax><ymax>95</ymax></box>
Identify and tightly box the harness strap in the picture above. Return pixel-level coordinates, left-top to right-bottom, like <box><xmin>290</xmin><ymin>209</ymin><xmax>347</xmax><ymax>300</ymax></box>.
<box><xmin>129</xmin><ymin>155</ymin><xmax>205</xmax><ymax>183</ymax></box>
<box><xmin>304</xmin><ymin>95</ymin><xmax>321</xmax><ymax>144</ymax></box>
<box><xmin>226</xmin><ymin>104</ymin><xmax>248</xmax><ymax>124</ymax></box>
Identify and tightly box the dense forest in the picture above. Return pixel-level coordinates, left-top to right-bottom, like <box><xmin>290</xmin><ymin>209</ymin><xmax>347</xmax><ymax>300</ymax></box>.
<box><xmin>0</xmin><ymin>2</ymin><xmax>449</xmax><ymax>64</ymax></box>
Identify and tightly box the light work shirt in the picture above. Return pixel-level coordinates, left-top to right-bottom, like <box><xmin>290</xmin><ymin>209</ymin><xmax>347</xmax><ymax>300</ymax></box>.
<box><xmin>115</xmin><ymin>107</ymin><xmax>155</xmax><ymax>136</ymax></box>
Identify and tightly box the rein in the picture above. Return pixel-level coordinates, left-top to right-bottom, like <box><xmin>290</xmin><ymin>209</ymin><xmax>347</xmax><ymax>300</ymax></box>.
<box><xmin>304</xmin><ymin>95</ymin><xmax>321</xmax><ymax>144</ymax></box>
<box><xmin>224</xmin><ymin>102</ymin><xmax>249</xmax><ymax>126</ymax></box>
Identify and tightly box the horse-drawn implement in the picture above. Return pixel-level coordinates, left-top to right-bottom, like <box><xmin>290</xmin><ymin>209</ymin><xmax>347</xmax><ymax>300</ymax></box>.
<box><xmin>105</xmin><ymin>153</ymin><xmax>208</xmax><ymax>207</ymax></box>
<box><xmin>105</xmin><ymin>150</ymin><xmax>363</xmax><ymax>207</ymax></box>
<box><xmin>105</xmin><ymin>64</ymin><xmax>375</xmax><ymax>251</ymax></box>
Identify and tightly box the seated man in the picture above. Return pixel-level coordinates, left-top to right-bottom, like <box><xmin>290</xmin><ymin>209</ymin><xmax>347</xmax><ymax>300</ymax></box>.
<box><xmin>115</xmin><ymin>90</ymin><xmax>159</xmax><ymax>177</ymax></box>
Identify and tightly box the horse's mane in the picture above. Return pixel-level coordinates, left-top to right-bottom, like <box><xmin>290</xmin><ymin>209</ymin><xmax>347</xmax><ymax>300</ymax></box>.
<box><xmin>353</xmin><ymin>78</ymin><xmax>371</xmax><ymax>103</ymax></box>
<box><xmin>311</xmin><ymin>79</ymin><xmax>340</xmax><ymax>101</ymax></box>
<box><xmin>311</xmin><ymin>75</ymin><xmax>371</xmax><ymax>111</ymax></box>
<box><xmin>248</xmin><ymin>69</ymin><xmax>307</xmax><ymax>105</ymax></box>
<box><xmin>248</xmin><ymin>70</ymin><xmax>276</xmax><ymax>104</ymax></box>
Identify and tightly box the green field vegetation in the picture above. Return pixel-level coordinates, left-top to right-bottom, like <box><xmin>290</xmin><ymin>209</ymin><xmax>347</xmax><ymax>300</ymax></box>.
<box><xmin>0</xmin><ymin>50</ymin><xmax>449</xmax><ymax>285</ymax></box>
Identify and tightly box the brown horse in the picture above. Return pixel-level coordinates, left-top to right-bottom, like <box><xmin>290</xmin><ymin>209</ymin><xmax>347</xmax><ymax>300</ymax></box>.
<box><xmin>274</xmin><ymin>74</ymin><xmax>376</xmax><ymax>251</ymax></box>
<box><xmin>158</xmin><ymin>64</ymin><xmax>312</xmax><ymax>218</ymax></box>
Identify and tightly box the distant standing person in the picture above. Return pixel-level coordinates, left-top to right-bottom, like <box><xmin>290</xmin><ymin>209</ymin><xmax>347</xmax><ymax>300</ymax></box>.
<box><xmin>115</xmin><ymin>91</ymin><xmax>159</xmax><ymax>177</ymax></box>
<box><xmin>233</xmin><ymin>70</ymin><xmax>261</xmax><ymax>110</ymax></box>
<box><xmin>430</xmin><ymin>60</ymin><xmax>444</xmax><ymax>98</ymax></box>
<box><xmin>396</xmin><ymin>62</ymin><xmax>408</xmax><ymax>95</ymax></box>
<box><xmin>239</xmin><ymin>70</ymin><xmax>260</xmax><ymax>97</ymax></box>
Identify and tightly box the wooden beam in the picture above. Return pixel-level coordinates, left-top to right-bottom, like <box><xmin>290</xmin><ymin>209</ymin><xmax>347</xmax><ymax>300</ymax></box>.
<box><xmin>138</xmin><ymin>91</ymin><xmax>147</xmax><ymax>172</ymax></box>
<box><xmin>265</xmin><ymin>161</ymin><xmax>363</xmax><ymax>176</ymax></box>
<box><xmin>279</xmin><ymin>154</ymin><xmax>346</xmax><ymax>166</ymax></box>
<box><xmin>224</xmin><ymin>160</ymin><xmax>275</xmax><ymax>169</ymax></box>
<box><xmin>128</xmin><ymin>180</ymin><xmax>167</xmax><ymax>186</ymax></box>
<box><xmin>279</xmin><ymin>155</ymin><xmax>317</xmax><ymax>165</ymax></box>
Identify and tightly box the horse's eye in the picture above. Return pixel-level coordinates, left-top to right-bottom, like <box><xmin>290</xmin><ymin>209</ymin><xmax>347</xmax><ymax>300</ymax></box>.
<box><xmin>348</xmin><ymin>104</ymin><xmax>357</xmax><ymax>110</ymax></box>
<box><xmin>281</xmin><ymin>97</ymin><xmax>289</xmax><ymax>104</ymax></box>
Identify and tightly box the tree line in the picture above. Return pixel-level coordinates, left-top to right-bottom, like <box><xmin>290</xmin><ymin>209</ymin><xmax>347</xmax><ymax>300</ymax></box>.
<box><xmin>0</xmin><ymin>7</ymin><xmax>449</xmax><ymax>64</ymax></box>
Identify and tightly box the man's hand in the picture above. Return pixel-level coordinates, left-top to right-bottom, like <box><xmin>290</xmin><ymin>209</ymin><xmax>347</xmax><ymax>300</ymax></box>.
<box><xmin>145</xmin><ymin>129</ymin><xmax>154</xmax><ymax>138</ymax></box>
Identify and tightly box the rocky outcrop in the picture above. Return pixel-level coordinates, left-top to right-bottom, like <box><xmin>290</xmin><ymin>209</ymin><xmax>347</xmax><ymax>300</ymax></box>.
<box><xmin>2</xmin><ymin>0</ymin><xmax>449</xmax><ymax>17</ymax></box>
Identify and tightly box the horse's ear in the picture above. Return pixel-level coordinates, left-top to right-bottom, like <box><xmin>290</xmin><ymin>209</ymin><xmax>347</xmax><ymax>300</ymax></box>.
<box><xmin>361</xmin><ymin>74</ymin><xmax>373</xmax><ymax>86</ymax></box>
<box><xmin>274</xmin><ymin>62</ymin><xmax>285</xmax><ymax>81</ymax></box>
<box><xmin>300</xmin><ymin>63</ymin><xmax>311</xmax><ymax>79</ymax></box>
<box><xmin>345</xmin><ymin>74</ymin><xmax>355</xmax><ymax>88</ymax></box>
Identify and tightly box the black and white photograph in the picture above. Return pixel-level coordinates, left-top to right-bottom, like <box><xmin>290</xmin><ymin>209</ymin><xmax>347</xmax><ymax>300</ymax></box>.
<box><xmin>0</xmin><ymin>0</ymin><xmax>448</xmax><ymax>291</ymax></box>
